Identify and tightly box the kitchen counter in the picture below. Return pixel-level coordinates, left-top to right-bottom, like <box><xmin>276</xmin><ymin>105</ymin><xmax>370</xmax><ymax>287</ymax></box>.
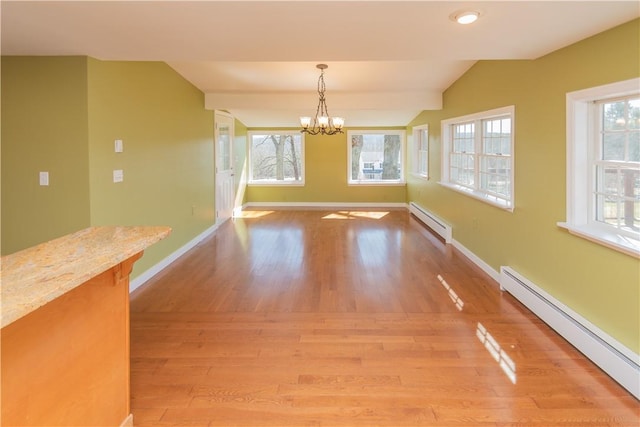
<box><xmin>1</xmin><ymin>225</ymin><xmax>171</xmax><ymax>427</ymax></box>
<box><xmin>1</xmin><ymin>225</ymin><xmax>171</xmax><ymax>328</ymax></box>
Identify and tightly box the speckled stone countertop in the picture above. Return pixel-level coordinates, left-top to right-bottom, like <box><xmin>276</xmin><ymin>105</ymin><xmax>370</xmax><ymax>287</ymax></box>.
<box><xmin>1</xmin><ymin>226</ymin><xmax>171</xmax><ymax>328</ymax></box>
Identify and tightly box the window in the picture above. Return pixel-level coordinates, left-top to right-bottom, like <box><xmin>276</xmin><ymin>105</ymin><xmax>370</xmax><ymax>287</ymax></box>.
<box><xmin>441</xmin><ymin>106</ymin><xmax>515</xmax><ymax>210</ymax></box>
<box><xmin>248</xmin><ymin>131</ymin><xmax>304</xmax><ymax>185</ymax></box>
<box><xmin>561</xmin><ymin>79</ymin><xmax>640</xmax><ymax>257</ymax></box>
<box><xmin>412</xmin><ymin>125</ymin><xmax>429</xmax><ymax>178</ymax></box>
<box><xmin>348</xmin><ymin>130</ymin><xmax>405</xmax><ymax>185</ymax></box>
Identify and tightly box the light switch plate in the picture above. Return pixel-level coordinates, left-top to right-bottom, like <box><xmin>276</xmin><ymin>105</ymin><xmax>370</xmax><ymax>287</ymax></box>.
<box><xmin>39</xmin><ymin>171</ymin><xmax>49</xmax><ymax>186</ymax></box>
<box><xmin>115</xmin><ymin>139</ymin><xmax>123</xmax><ymax>153</ymax></box>
<box><xmin>113</xmin><ymin>169</ymin><xmax>123</xmax><ymax>183</ymax></box>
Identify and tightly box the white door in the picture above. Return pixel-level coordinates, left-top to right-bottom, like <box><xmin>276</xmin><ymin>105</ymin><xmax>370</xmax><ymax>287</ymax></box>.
<box><xmin>215</xmin><ymin>111</ymin><xmax>234</xmax><ymax>223</ymax></box>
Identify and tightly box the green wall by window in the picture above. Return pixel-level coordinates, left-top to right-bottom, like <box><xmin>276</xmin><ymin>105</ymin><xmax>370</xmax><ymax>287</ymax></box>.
<box><xmin>233</xmin><ymin>118</ymin><xmax>249</xmax><ymax>207</ymax></box>
<box><xmin>245</xmin><ymin>130</ymin><xmax>407</xmax><ymax>204</ymax></box>
<box><xmin>407</xmin><ymin>18</ymin><xmax>640</xmax><ymax>352</ymax></box>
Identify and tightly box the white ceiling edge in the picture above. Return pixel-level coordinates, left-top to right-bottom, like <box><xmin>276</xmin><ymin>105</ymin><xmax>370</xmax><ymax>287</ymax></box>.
<box><xmin>205</xmin><ymin>91</ymin><xmax>442</xmax><ymax>128</ymax></box>
<box><xmin>228</xmin><ymin>109</ymin><xmax>424</xmax><ymax>129</ymax></box>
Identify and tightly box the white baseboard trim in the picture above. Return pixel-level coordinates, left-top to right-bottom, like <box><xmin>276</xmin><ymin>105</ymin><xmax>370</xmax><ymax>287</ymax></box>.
<box><xmin>242</xmin><ymin>202</ymin><xmax>408</xmax><ymax>210</ymax></box>
<box><xmin>451</xmin><ymin>238</ymin><xmax>501</xmax><ymax>282</ymax></box>
<box><xmin>408</xmin><ymin>202</ymin><xmax>452</xmax><ymax>243</ymax></box>
<box><xmin>129</xmin><ymin>222</ymin><xmax>219</xmax><ymax>293</ymax></box>
<box><xmin>500</xmin><ymin>266</ymin><xmax>640</xmax><ymax>399</ymax></box>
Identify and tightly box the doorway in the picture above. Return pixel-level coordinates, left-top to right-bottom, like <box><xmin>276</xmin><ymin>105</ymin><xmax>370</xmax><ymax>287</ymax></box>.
<box><xmin>215</xmin><ymin>111</ymin><xmax>235</xmax><ymax>223</ymax></box>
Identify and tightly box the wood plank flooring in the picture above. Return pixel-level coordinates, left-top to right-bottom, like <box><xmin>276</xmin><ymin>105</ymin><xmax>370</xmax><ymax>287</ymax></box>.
<box><xmin>129</xmin><ymin>209</ymin><xmax>639</xmax><ymax>426</ymax></box>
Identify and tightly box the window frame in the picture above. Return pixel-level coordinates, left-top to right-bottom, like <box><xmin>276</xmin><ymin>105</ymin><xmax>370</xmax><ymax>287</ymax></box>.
<box><xmin>347</xmin><ymin>129</ymin><xmax>407</xmax><ymax>186</ymax></box>
<box><xmin>412</xmin><ymin>124</ymin><xmax>429</xmax><ymax>179</ymax></box>
<box><xmin>440</xmin><ymin>106</ymin><xmax>515</xmax><ymax>211</ymax></box>
<box><xmin>559</xmin><ymin>78</ymin><xmax>640</xmax><ymax>258</ymax></box>
<box><xmin>247</xmin><ymin>130</ymin><xmax>305</xmax><ymax>186</ymax></box>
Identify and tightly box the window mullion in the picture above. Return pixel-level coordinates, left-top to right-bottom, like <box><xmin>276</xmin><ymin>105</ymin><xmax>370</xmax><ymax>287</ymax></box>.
<box><xmin>475</xmin><ymin>119</ymin><xmax>482</xmax><ymax>191</ymax></box>
<box><xmin>449</xmin><ymin>125</ymin><xmax>455</xmax><ymax>184</ymax></box>
<box><xmin>588</xmin><ymin>102</ymin><xmax>599</xmax><ymax>226</ymax></box>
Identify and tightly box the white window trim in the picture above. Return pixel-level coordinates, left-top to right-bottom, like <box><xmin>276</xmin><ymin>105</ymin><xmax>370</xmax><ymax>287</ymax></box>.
<box><xmin>558</xmin><ymin>78</ymin><xmax>640</xmax><ymax>258</ymax></box>
<box><xmin>440</xmin><ymin>105</ymin><xmax>515</xmax><ymax>211</ymax></box>
<box><xmin>347</xmin><ymin>129</ymin><xmax>407</xmax><ymax>186</ymax></box>
<box><xmin>411</xmin><ymin>124</ymin><xmax>429</xmax><ymax>180</ymax></box>
<box><xmin>248</xmin><ymin>131</ymin><xmax>306</xmax><ymax>186</ymax></box>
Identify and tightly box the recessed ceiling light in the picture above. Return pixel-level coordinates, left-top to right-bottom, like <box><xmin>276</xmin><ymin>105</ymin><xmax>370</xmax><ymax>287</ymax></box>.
<box><xmin>453</xmin><ymin>11</ymin><xmax>480</xmax><ymax>25</ymax></box>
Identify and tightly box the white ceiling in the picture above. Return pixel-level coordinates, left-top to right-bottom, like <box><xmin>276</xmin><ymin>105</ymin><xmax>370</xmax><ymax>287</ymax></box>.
<box><xmin>2</xmin><ymin>1</ymin><xmax>638</xmax><ymax>127</ymax></box>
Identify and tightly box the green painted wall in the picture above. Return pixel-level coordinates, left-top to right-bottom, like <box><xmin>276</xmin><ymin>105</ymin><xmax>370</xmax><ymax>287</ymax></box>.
<box><xmin>86</xmin><ymin>59</ymin><xmax>215</xmax><ymax>277</ymax></box>
<box><xmin>1</xmin><ymin>57</ymin><xmax>91</xmax><ymax>254</ymax></box>
<box><xmin>246</xmin><ymin>130</ymin><xmax>407</xmax><ymax>204</ymax></box>
<box><xmin>233</xmin><ymin>118</ymin><xmax>249</xmax><ymax>207</ymax></box>
<box><xmin>407</xmin><ymin>19</ymin><xmax>640</xmax><ymax>352</ymax></box>
<box><xmin>2</xmin><ymin>57</ymin><xmax>216</xmax><ymax>280</ymax></box>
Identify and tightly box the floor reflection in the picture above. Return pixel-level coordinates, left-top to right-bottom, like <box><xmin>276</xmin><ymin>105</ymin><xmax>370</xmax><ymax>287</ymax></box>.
<box><xmin>249</xmin><ymin>225</ymin><xmax>304</xmax><ymax>273</ymax></box>
<box><xmin>354</xmin><ymin>228</ymin><xmax>401</xmax><ymax>269</ymax></box>
<box><xmin>476</xmin><ymin>322</ymin><xmax>517</xmax><ymax>384</ymax></box>
<box><xmin>234</xmin><ymin>210</ymin><xmax>274</xmax><ymax>218</ymax></box>
<box><xmin>437</xmin><ymin>274</ymin><xmax>465</xmax><ymax>311</ymax></box>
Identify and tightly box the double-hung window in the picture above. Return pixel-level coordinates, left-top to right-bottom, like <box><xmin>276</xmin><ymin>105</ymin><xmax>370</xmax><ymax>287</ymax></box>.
<box><xmin>561</xmin><ymin>79</ymin><xmax>640</xmax><ymax>257</ymax></box>
<box><xmin>248</xmin><ymin>131</ymin><xmax>304</xmax><ymax>185</ymax></box>
<box><xmin>348</xmin><ymin>130</ymin><xmax>406</xmax><ymax>185</ymax></box>
<box><xmin>412</xmin><ymin>125</ymin><xmax>429</xmax><ymax>178</ymax></box>
<box><xmin>441</xmin><ymin>106</ymin><xmax>515</xmax><ymax>210</ymax></box>
<box><xmin>595</xmin><ymin>95</ymin><xmax>640</xmax><ymax>233</ymax></box>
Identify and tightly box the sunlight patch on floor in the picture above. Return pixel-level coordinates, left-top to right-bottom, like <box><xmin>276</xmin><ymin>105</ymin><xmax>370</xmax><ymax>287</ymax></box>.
<box><xmin>322</xmin><ymin>211</ymin><xmax>389</xmax><ymax>220</ymax></box>
<box><xmin>234</xmin><ymin>210</ymin><xmax>274</xmax><ymax>218</ymax></box>
<box><xmin>437</xmin><ymin>274</ymin><xmax>465</xmax><ymax>311</ymax></box>
<box><xmin>476</xmin><ymin>322</ymin><xmax>517</xmax><ymax>384</ymax></box>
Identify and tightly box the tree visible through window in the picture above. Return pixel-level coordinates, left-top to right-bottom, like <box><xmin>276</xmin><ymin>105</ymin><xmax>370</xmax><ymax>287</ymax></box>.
<box><xmin>249</xmin><ymin>132</ymin><xmax>304</xmax><ymax>184</ymax></box>
<box><xmin>348</xmin><ymin>131</ymin><xmax>405</xmax><ymax>184</ymax></box>
<box><xmin>595</xmin><ymin>95</ymin><xmax>640</xmax><ymax>233</ymax></box>
<box><xmin>561</xmin><ymin>78</ymin><xmax>639</xmax><ymax>256</ymax></box>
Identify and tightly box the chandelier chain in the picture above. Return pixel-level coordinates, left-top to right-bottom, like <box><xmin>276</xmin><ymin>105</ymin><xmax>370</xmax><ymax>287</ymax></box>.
<box><xmin>300</xmin><ymin>64</ymin><xmax>344</xmax><ymax>136</ymax></box>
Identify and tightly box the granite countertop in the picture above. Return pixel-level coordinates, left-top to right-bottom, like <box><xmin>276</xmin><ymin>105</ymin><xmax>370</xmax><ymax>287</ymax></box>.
<box><xmin>1</xmin><ymin>226</ymin><xmax>171</xmax><ymax>328</ymax></box>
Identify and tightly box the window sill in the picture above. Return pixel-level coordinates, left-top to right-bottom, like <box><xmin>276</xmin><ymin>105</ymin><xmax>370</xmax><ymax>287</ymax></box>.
<box><xmin>438</xmin><ymin>182</ymin><xmax>513</xmax><ymax>212</ymax></box>
<box><xmin>348</xmin><ymin>181</ymin><xmax>406</xmax><ymax>187</ymax></box>
<box><xmin>248</xmin><ymin>181</ymin><xmax>305</xmax><ymax>187</ymax></box>
<box><xmin>557</xmin><ymin>222</ymin><xmax>640</xmax><ymax>258</ymax></box>
<box><xmin>410</xmin><ymin>173</ymin><xmax>430</xmax><ymax>181</ymax></box>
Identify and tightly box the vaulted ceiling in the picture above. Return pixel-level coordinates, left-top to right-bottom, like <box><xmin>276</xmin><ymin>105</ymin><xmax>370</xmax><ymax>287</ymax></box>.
<box><xmin>2</xmin><ymin>1</ymin><xmax>638</xmax><ymax>127</ymax></box>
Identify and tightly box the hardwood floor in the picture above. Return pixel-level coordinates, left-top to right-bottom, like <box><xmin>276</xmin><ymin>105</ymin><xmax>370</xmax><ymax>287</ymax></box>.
<box><xmin>129</xmin><ymin>209</ymin><xmax>639</xmax><ymax>426</ymax></box>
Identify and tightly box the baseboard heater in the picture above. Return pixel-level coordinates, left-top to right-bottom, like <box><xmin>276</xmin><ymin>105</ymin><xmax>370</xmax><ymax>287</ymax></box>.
<box><xmin>500</xmin><ymin>266</ymin><xmax>640</xmax><ymax>399</ymax></box>
<box><xmin>408</xmin><ymin>202</ymin><xmax>452</xmax><ymax>243</ymax></box>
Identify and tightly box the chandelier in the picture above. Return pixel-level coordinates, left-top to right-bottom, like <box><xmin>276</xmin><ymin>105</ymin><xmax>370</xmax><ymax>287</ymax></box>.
<box><xmin>300</xmin><ymin>64</ymin><xmax>344</xmax><ymax>135</ymax></box>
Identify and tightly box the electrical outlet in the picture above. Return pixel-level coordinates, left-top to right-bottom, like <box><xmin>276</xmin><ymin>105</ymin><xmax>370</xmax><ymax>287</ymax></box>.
<box><xmin>39</xmin><ymin>171</ymin><xmax>49</xmax><ymax>186</ymax></box>
<box><xmin>113</xmin><ymin>169</ymin><xmax>124</xmax><ymax>183</ymax></box>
